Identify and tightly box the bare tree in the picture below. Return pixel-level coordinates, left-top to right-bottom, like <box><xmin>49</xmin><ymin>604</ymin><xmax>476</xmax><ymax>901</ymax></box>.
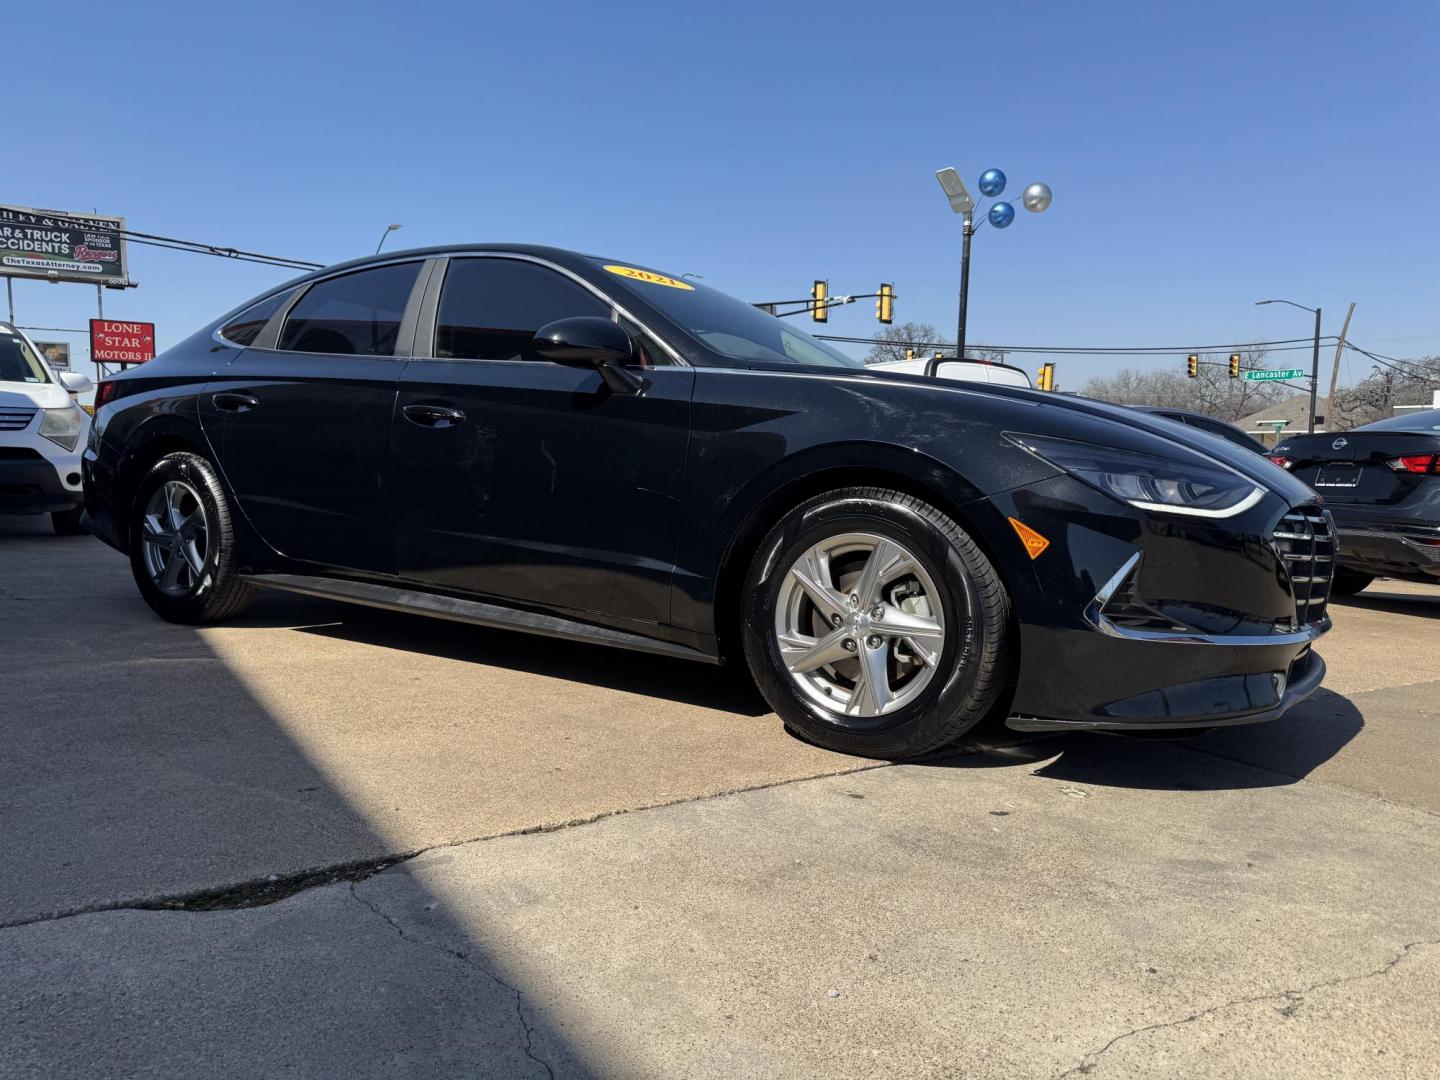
<box><xmin>1079</xmin><ymin>349</ymin><xmax>1291</xmax><ymax>421</ymax></box>
<box><xmin>863</xmin><ymin>323</ymin><xmax>951</xmax><ymax>365</ymax></box>
<box><xmin>1332</xmin><ymin>355</ymin><xmax>1440</xmax><ymax>429</ymax></box>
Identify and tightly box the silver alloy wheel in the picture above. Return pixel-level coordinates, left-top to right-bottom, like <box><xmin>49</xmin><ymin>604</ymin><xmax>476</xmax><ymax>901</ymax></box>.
<box><xmin>774</xmin><ymin>532</ymin><xmax>947</xmax><ymax>720</ymax></box>
<box><xmin>140</xmin><ymin>480</ymin><xmax>209</xmax><ymax>597</ymax></box>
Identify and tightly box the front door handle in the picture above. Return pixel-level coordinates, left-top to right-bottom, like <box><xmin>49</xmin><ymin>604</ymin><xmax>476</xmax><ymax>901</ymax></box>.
<box><xmin>212</xmin><ymin>392</ymin><xmax>259</xmax><ymax>413</ymax></box>
<box><xmin>403</xmin><ymin>403</ymin><xmax>466</xmax><ymax>428</ymax></box>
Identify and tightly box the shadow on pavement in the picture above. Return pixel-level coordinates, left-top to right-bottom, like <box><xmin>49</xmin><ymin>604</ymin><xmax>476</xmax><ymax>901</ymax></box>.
<box><xmin>299</xmin><ymin>603</ymin><xmax>771</xmax><ymax>715</ymax></box>
<box><xmin>926</xmin><ymin>687</ymin><xmax>1365</xmax><ymax>792</ymax></box>
<box><xmin>1</xmin><ymin>519</ymin><xmax>590</xmax><ymax>1076</ymax></box>
<box><xmin>1331</xmin><ymin>586</ymin><xmax>1440</xmax><ymax>619</ymax></box>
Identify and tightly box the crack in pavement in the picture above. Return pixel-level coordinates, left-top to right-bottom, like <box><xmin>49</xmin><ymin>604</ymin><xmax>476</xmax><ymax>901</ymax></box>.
<box><xmin>0</xmin><ymin>759</ymin><xmax>889</xmax><ymax>931</ymax></box>
<box><xmin>348</xmin><ymin>882</ymin><xmax>556</xmax><ymax>1080</ymax></box>
<box><xmin>1055</xmin><ymin>937</ymin><xmax>1440</xmax><ymax>1077</ymax></box>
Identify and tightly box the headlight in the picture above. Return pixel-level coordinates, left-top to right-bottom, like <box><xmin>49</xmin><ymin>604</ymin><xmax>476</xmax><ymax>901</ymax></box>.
<box><xmin>1007</xmin><ymin>433</ymin><xmax>1265</xmax><ymax>518</ymax></box>
<box><xmin>39</xmin><ymin>405</ymin><xmax>84</xmax><ymax>451</ymax></box>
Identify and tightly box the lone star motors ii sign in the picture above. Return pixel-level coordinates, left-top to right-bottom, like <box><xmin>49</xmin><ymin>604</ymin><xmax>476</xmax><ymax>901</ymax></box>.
<box><xmin>90</xmin><ymin>320</ymin><xmax>156</xmax><ymax>365</ymax></box>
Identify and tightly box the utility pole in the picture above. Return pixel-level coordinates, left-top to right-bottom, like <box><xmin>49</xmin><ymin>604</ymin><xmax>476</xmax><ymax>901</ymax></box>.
<box><xmin>1326</xmin><ymin>302</ymin><xmax>1356</xmax><ymax>429</ymax></box>
<box><xmin>1308</xmin><ymin>306</ymin><xmax>1322</xmax><ymax>432</ymax></box>
<box><xmin>955</xmin><ymin>210</ymin><xmax>973</xmax><ymax>366</ymax></box>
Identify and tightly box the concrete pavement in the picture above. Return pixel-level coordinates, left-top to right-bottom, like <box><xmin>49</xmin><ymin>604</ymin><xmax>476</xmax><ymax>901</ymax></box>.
<box><xmin>2</xmin><ymin>516</ymin><xmax>1437</xmax><ymax>1077</ymax></box>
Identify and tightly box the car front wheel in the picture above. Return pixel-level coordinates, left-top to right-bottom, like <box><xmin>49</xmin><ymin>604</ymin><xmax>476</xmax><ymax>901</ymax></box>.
<box><xmin>742</xmin><ymin>487</ymin><xmax>1012</xmax><ymax>760</ymax></box>
<box><xmin>128</xmin><ymin>451</ymin><xmax>254</xmax><ymax>624</ymax></box>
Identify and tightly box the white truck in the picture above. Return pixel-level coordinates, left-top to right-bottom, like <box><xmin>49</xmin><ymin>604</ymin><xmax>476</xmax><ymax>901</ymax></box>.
<box><xmin>869</xmin><ymin>357</ymin><xmax>1033</xmax><ymax>389</ymax></box>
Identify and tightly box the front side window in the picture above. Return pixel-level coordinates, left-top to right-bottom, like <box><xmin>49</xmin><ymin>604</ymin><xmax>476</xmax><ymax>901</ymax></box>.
<box><xmin>435</xmin><ymin>259</ymin><xmax>612</xmax><ymax>361</ymax></box>
<box><xmin>219</xmin><ymin>289</ymin><xmax>292</xmax><ymax>346</ymax></box>
<box><xmin>279</xmin><ymin>263</ymin><xmax>421</xmax><ymax>356</ymax></box>
<box><xmin>0</xmin><ymin>329</ymin><xmax>49</xmax><ymax>384</ymax></box>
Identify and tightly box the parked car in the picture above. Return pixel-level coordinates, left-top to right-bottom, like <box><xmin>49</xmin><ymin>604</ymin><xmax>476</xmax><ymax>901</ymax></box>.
<box><xmin>1132</xmin><ymin>406</ymin><xmax>1266</xmax><ymax>454</ymax></box>
<box><xmin>868</xmin><ymin>357</ymin><xmax>1033</xmax><ymax>388</ymax></box>
<box><xmin>85</xmin><ymin>245</ymin><xmax>1331</xmax><ymax>759</ymax></box>
<box><xmin>1269</xmin><ymin>409</ymin><xmax>1440</xmax><ymax>594</ymax></box>
<box><xmin>0</xmin><ymin>322</ymin><xmax>92</xmax><ymax>534</ymax></box>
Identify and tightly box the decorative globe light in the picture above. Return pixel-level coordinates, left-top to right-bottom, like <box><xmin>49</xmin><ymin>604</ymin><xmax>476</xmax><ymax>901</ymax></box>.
<box><xmin>978</xmin><ymin>169</ymin><xmax>1007</xmax><ymax>197</ymax></box>
<box><xmin>1021</xmin><ymin>182</ymin><xmax>1052</xmax><ymax>213</ymax></box>
<box><xmin>988</xmin><ymin>201</ymin><xmax>1015</xmax><ymax>228</ymax></box>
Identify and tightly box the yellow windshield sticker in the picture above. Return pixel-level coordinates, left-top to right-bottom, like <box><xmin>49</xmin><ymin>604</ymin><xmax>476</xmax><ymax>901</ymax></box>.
<box><xmin>603</xmin><ymin>265</ymin><xmax>694</xmax><ymax>290</ymax></box>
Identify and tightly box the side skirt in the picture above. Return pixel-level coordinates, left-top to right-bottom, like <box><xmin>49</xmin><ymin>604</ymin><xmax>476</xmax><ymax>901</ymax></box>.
<box><xmin>241</xmin><ymin>573</ymin><xmax>722</xmax><ymax>665</ymax></box>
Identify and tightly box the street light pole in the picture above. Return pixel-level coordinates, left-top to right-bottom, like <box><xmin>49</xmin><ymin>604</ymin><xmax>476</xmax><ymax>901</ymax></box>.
<box><xmin>956</xmin><ymin>211</ymin><xmax>973</xmax><ymax>365</ymax></box>
<box><xmin>374</xmin><ymin>223</ymin><xmax>401</xmax><ymax>255</ymax></box>
<box><xmin>1256</xmin><ymin>298</ymin><xmax>1323</xmax><ymax>433</ymax></box>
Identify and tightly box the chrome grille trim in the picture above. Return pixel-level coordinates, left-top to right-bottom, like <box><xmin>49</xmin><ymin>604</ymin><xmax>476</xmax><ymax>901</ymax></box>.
<box><xmin>0</xmin><ymin>407</ymin><xmax>37</xmax><ymax>431</ymax></box>
<box><xmin>1271</xmin><ymin>506</ymin><xmax>1335</xmax><ymax>627</ymax></box>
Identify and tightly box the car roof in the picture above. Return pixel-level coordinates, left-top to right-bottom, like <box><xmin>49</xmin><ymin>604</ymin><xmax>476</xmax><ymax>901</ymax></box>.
<box><xmin>1357</xmin><ymin>407</ymin><xmax>1440</xmax><ymax>433</ymax></box>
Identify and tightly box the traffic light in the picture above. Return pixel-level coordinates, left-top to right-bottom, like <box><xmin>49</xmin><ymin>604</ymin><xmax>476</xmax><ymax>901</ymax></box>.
<box><xmin>876</xmin><ymin>283</ymin><xmax>894</xmax><ymax>324</ymax></box>
<box><xmin>1187</xmin><ymin>354</ymin><xmax>1199</xmax><ymax>378</ymax></box>
<box><xmin>1229</xmin><ymin>353</ymin><xmax>1241</xmax><ymax>379</ymax></box>
<box><xmin>1037</xmin><ymin>362</ymin><xmax>1055</xmax><ymax>391</ymax></box>
<box><xmin>905</xmin><ymin>347</ymin><xmax>915</xmax><ymax>361</ymax></box>
<box><xmin>811</xmin><ymin>280</ymin><xmax>828</xmax><ymax>323</ymax></box>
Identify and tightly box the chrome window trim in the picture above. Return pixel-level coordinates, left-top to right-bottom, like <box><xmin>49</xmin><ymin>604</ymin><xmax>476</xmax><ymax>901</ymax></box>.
<box><xmin>1083</xmin><ymin>552</ymin><xmax>1330</xmax><ymax>646</ymax></box>
<box><xmin>408</xmin><ymin>251</ymin><xmax>688</xmax><ymax>368</ymax></box>
<box><xmin>210</xmin><ymin>254</ymin><xmax>431</xmax><ymax>354</ymax></box>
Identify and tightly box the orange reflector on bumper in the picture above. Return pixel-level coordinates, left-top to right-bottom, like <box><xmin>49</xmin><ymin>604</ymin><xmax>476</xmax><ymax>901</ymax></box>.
<box><xmin>1008</xmin><ymin>517</ymin><xmax>1050</xmax><ymax>559</ymax></box>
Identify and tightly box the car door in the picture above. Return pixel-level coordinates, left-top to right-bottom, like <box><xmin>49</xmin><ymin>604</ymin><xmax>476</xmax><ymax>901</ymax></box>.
<box><xmin>392</xmin><ymin>255</ymin><xmax>694</xmax><ymax>627</ymax></box>
<box><xmin>207</xmin><ymin>259</ymin><xmax>427</xmax><ymax>573</ymax></box>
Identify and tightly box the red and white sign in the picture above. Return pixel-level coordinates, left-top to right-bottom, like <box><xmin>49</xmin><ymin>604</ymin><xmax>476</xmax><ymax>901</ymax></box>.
<box><xmin>90</xmin><ymin>319</ymin><xmax>156</xmax><ymax>365</ymax></box>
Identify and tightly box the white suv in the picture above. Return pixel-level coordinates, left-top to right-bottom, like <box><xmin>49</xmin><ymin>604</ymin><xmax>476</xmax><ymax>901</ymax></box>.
<box><xmin>0</xmin><ymin>322</ymin><xmax>92</xmax><ymax>534</ymax></box>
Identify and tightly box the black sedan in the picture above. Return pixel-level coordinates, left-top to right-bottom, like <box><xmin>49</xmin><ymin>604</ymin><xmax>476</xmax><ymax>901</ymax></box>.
<box><xmin>85</xmin><ymin>245</ymin><xmax>1330</xmax><ymax>760</ymax></box>
<box><xmin>1133</xmin><ymin>406</ymin><xmax>1267</xmax><ymax>453</ymax></box>
<box><xmin>1270</xmin><ymin>408</ymin><xmax>1440</xmax><ymax>594</ymax></box>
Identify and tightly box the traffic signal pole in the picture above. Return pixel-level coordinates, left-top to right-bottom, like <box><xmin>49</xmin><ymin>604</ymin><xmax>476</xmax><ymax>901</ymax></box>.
<box><xmin>1307</xmin><ymin>306</ymin><xmax>1322</xmax><ymax>433</ymax></box>
<box><xmin>929</xmin><ymin>210</ymin><xmax>973</xmax><ymax>377</ymax></box>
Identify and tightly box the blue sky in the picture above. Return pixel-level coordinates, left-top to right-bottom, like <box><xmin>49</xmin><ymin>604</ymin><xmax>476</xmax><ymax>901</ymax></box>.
<box><xmin>8</xmin><ymin>0</ymin><xmax>1438</xmax><ymax>388</ymax></box>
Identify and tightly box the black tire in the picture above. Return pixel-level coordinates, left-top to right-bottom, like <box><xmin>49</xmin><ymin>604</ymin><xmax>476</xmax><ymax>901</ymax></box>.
<box><xmin>742</xmin><ymin>486</ymin><xmax>1012</xmax><ymax>760</ymax></box>
<box><xmin>128</xmin><ymin>451</ymin><xmax>255</xmax><ymax>624</ymax></box>
<box><xmin>1331</xmin><ymin>566</ymin><xmax>1375</xmax><ymax>598</ymax></box>
<box><xmin>51</xmin><ymin>506</ymin><xmax>86</xmax><ymax>535</ymax></box>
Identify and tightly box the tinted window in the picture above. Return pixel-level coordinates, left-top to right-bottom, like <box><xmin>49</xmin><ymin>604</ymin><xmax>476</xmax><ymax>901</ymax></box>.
<box><xmin>436</xmin><ymin>259</ymin><xmax>611</xmax><ymax>361</ymax></box>
<box><xmin>279</xmin><ymin>263</ymin><xmax>421</xmax><ymax>356</ymax></box>
<box><xmin>219</xmin><ymin>290</ymin><xmax>291</xmax><ymax>346</ymax></box>
<box><xmin>1359</xmin><ymin>407</ymin><xmax>1440</xmax><ymax>433</ymax></box>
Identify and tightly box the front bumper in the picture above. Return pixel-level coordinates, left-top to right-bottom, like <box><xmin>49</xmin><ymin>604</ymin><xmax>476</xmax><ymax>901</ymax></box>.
<box><xmin>977</xmin><ymin>475</ymin><xmax>1332</xmax><ymax>732</ymax></box>
<box><xmin>0</xmin><ymin>454</ymin><xmax>83</xmax><ymax>514</ymax></box>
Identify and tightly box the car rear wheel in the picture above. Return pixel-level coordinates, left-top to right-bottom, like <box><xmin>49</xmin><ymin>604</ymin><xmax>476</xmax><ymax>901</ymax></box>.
<box><xmin>742</xmin><ymin>487</ymin><xmax>1012</xmax><ymax>760</ymax></box>
<box><xmin>129</xmin><ymin>452</ymin><xmax>254</xmax><ymax>624</ymax></box>
<box><xmin>1331</xmin><ymin>566</ymin><xmax>1375</xmax><ymax>597</ymax></box>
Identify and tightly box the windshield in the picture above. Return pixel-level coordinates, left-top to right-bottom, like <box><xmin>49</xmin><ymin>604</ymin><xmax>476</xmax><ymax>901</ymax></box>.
<box><xmin>0</xmin><ymin>329</ymin><xmax>50</xmax><ymax>384</ymax></box>
<box><xmin>591</xmin><ymin>260</ymin><xmax>864</xmax><ymax>369</ymax></box>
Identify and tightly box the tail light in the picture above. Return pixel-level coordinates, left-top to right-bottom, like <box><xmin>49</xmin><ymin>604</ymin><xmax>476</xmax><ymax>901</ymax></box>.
<box><xmin>95</xmin><ymin>379</ymin><xmax>117</xmax><ymax>409</ymax></box>
<box><xmin>1386</xmin><ymin>453</ymin><xmax>1439</xmax><ymax>474</ymax></box>
<box><xmin>1266</xmin><ymin>455</ymin><xmax>1295</xmax><ymax>470</ymax></box>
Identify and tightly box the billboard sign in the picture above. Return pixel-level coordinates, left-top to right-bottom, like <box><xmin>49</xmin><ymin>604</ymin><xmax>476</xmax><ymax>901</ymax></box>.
<box><xmin>0</xmin><ymin>204</ymin><xmax>128</xmax><ymax>286</ymax></box>
<box><xmin>90</xmin><ymin>320</ymin><xmax>156</xmax><ymax>365</ymax></box>
<box><xmin>35</xmin><ymin>341</ymin><xmax>70</xmax><ymax>371</ymax></box>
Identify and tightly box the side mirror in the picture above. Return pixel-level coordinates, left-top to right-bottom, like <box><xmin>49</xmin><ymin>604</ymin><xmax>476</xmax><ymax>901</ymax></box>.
<box><xmin>59</xmin><ymin>371</ymin><xmax>94</xmax><ymax>395</ymax></box>
<box><xmin>532</xmin><ymin>317</ymin><xmax>644</xmax><ymax>395</ymax></box>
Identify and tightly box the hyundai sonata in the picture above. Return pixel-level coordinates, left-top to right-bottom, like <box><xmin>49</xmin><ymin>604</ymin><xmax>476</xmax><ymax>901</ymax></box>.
<box><xmin>85</xmin><ymin>245</ymin><xmax>1331</xmax><ymax>759</ymax></box>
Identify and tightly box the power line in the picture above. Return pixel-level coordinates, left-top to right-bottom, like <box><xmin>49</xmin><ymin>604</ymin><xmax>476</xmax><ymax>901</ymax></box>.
<box><xmin>815</xmin><ymin>333</ymin><xmax>1338</xmax><ymax>356</ymax></box>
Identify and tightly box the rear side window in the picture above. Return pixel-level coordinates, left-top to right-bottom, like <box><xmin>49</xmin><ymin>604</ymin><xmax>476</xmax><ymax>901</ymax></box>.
<box><xmin>279</xmin><ymin>263</ymin><xmax>421</xmax><ymax>356</ymax></box>
<box><xmin>435</xmin><ymin>259</ymin><xmax>611</xmax><ymax>361</ymax></box>
<box><xmin>219</xmin><ymin>290</ymin><xmax>291</xmax><ymax>346</ymax></box>
<box><xmin>0</xmin><ymin>329</ymin><xmax>49</xmax><ymax>383</ymax></box>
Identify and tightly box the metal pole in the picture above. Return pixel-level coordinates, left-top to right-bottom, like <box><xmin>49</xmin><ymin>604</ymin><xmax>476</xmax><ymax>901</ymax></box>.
<box><xmin>1307</xmin><ymin>306</ymin><xmax>1322</xmax><ymax>432</ymax></box>
<box><xmin>5</xmin><ymin>277</ymin><xmax>12</xmax><ymax>323</ymax></box>
<box><xmin>1326</xmin><ymin>302</ymin><xmax>1356</xmax><ymax>429</ymax></box>
<box><xmin>928</xmin><ymin>211</ymin><xmax>973</xmax><ymax>377</ymax></box>
<box><xmin>95</xmin><ymin>284</ymin><xmax>107</xmax><ymax>379</ymax></box>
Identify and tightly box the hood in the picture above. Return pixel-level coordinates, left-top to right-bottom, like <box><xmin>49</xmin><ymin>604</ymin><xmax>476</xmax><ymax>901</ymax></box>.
<box><xmin>0</xmin><ymin>381</ymin><xmax>71</xmax><ymax>411</ymax></box>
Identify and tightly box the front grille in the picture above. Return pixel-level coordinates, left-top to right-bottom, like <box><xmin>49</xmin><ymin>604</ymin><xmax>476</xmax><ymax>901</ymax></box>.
<box><xmin>0</xmin><ymin>407</ymin><xmax>37</xmax><ymax>431</ymax></box>
<box><xmin>1101</xmin><ymin>567</ymin><xmax>1191</xmax><ymax>632</ymax></box>
<box><xmin>1272</xmin><ymin>506</ymin><xmax>1334</xmax><ymax>626</ymax></box>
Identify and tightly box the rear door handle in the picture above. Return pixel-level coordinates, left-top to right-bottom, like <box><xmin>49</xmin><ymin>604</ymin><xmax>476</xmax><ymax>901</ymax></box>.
<box><xmin>403</xmin><ymin>403</ymin><xmax>466</xmax><ymax>428</ymax></box>
<box><xmin>212</xmin><ymin>392</ymin><xmax>259</xmax><ymax>413</ymax></box>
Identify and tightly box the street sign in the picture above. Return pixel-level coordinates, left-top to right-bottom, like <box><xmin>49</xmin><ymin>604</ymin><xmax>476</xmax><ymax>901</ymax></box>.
<box><xmin>1243</xmin><ymin>368</ymin><xmax>1306</xmax><ymax>381</ymax></box>
<box><xmin>1</xmin><ymin>205</ymin><xmax>129</xmax><ymax>286</ymax></box>
<box><xmin>90</xmin><ymin>320</ymin><xmax>156</xmax><ymax>365</ymax></box>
